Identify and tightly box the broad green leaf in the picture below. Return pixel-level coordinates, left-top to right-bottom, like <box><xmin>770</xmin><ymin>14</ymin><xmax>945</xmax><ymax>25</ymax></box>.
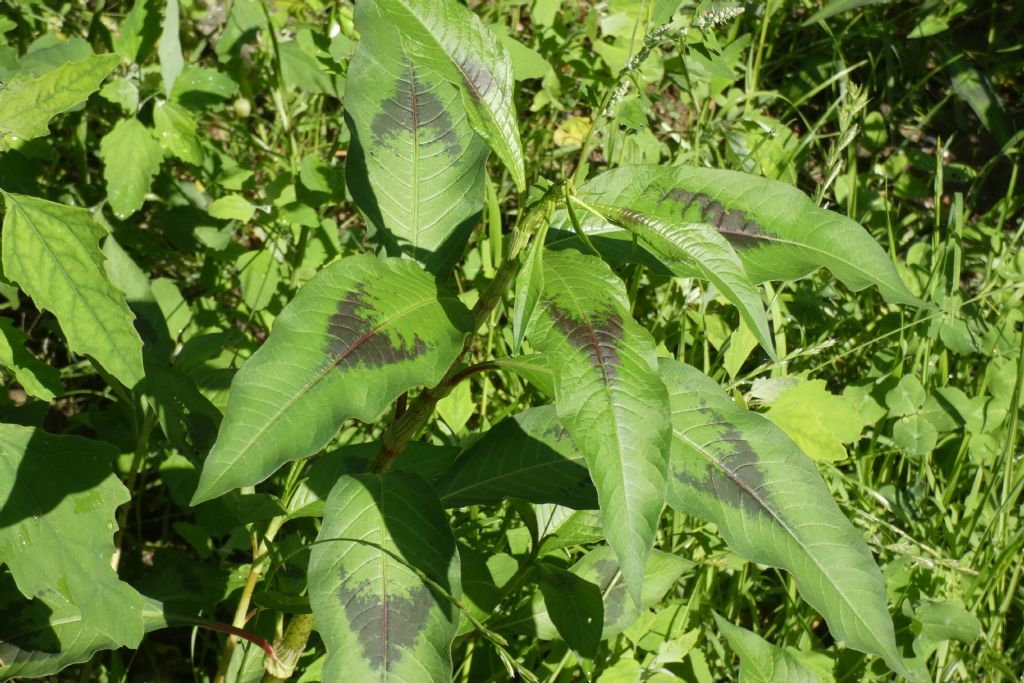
<box><xmin>158</xmin><ymin>0</ymin><xmax>183</xmax><ymax>96</ymax></box>
<box><xmin>99</xmin><ymin>117</ymin><xmax>164</xmax><ymax>218</ymax></box>
<box><xmin>346</xmin><ymin>0</ymin><xmax>487</xmax><ymax>274</ymax></box>
<box><xmin>113</xmin><ymin>0</ymin><xmax>160</xmax><ymax>62</ymax></box>
<box><xmin>0</xmin><ymin>54</ymin><xmax>119</xmax><ymax>144</ymax></box>
<box><xmin>374</xmin><ymin>0</ymin><xmax>526</xmax><ymax>191</ymax></box>
<box><xmin>583</xmin><ymin>199</ymin><xmax>775</xmax><ymax>358</ymax></box>
<box><xmin>170</xmin><ymin>65</ymin><xmax>239</xmax><ymax>108</ymax></box>
<box><xmin>911</xmin><ymin>601</ymin><xmax>981</xmax><ymax>660</ymax></box>
<box><xmin>526</xmin><ymin>248</ymin><xmax>671</xmax><ymax>605</ymax></box>
<box><xmin>192</xmin><ymin>255</ymin><xmax>472</xmax><ymax>504</ymax></box>
<box><xmin>153</xmin><ymin>100</ymin><xmax>203</xmax><ymax>165</ymax></box>
<box><xmin>536</xmin><ymin>563</ymin><xmax>603</xmax><ymax>657</ymax></box>
<box><xmin>0</xmin><ymin>192</ymin><xmax>144</xmax><ymax>387</ymax></box>
<box><xmin>492</xmin><ymin>353</ymin><xmax>555</xmax><ymax>399</ymax></box>
<box><xmin>208</xmin><ymin>194</ymin><xmax>256</xmax><ymax>222</ymax></box>
<box><xmin>762</xmin><ymin>379</ymin><xmax>867</xmax><ymax>462</ymax></box>
<box><xmin>0</xmin><ymin>580</ymin><xmax>166</xmax><ymax>678</ymax></box>
<box><xmin>552</xmin><ymin>165</ymin><xmax>923</xmax><ymax>306</ymax></box>
<box><xmin>236</xmin><ymin>249</ymin><xmax>281</xmax><ymax>311</ymax></box>
<box><xmin>0</xmin><ymin>318</ymin><xmax>62</xmax><ymax>401</ymax></box>
<box><xmin>536</xmin><ymin>504</ymin><xmax>606</xmax><ymax>554</ymax></box>
<box><xmin>0</xmin><ymin>424</ymin><xmax>147</xmax><ymax>675</ymax></box>
<box><xmin>496</xmin><ymin>545</ymin><xmax>693</xmax><ymax>641</ymax></box>
<box><xmin>309</xmin><ymin>473</ymin><xmax>460</xmax><ymax>682</ymax></box>
<box><xmin>659</xmin><ymin>359</ymin><xmax>913</xmax><ymax>679</ymax></box>
<box><xmin>436</xmin><ymin>406</ymin><xmax>597</xmax><ymax>509</ymax></box>
<box><xmin>713</xmin><ymin>614</ymin><xmax>821</xmax><ymax>683</ymax></box>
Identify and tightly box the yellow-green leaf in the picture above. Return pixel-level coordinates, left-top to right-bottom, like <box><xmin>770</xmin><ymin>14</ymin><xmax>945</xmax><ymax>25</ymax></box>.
<box><xmin>0</xmin><ymin>54</ymin><xmax>119</xmax><ymax>144</ymax></box>
<box><xmin>0</xmin><ymin>192</ymin><xmax>144</xmax><ymax>387</ymax></box>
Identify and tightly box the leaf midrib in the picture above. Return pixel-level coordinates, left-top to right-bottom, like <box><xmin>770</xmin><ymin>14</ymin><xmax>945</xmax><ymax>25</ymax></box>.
<box><xmin>6</xmin><ymin>200</ymin><xmax>128</xmax><ymax>353</ymax></box>
<box><xmin>673</xmin><ymin>405</ymin><xmax>893</xmax><ymax>658</ymax></box>
<box><xmin>207</xmin><ymin>295</ymin><xmax>443</xmax><ymax>490</ymax></box>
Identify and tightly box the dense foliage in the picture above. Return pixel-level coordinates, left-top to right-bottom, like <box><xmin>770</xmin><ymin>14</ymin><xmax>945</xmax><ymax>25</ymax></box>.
<box><xmin>0</xmin><ymin>1</ymin><xmax>1021</xmax><ymax>681</ymax></box>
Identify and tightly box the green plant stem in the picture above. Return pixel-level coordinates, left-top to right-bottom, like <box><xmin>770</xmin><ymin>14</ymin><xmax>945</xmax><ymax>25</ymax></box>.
<box><xmin>370</xmin><ymin>197</ymin><xmax>533</xmax><ymax>474</ymax></box>
<box><xmin>214</xmin><ymin>514</ymin><xmax>286</xmax><ymax>683</ymax></box>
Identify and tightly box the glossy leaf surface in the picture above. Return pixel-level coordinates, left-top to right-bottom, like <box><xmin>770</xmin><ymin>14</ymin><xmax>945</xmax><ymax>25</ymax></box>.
<box><xmin>436</xmin><ymin>406</ymin><xmax>597</xmax><ymax>509</ymax></box>
<box><xmin>659</xmin><ymin>359</ymin><xmax>911</xmax><ymax>678</ymax></box>
<box><xmin>0</xmin><ymin>192</ymin><xmax>144</xmax><ymax>387</ymax></box>
<box><xmin>308</xmin><ymin>473</ymin><xmax>460</xmax><ymax>682</ymax></box>
<box><xmin>193</xmin><ymin>255</ymin><xmax>472</xmax><ymax>503</ymax></box>
<box><xmin>374</xmin><ymin>0</ymin><xmax>526</xmax><ymax>191</ymax></box>
<box><xmin>346</xmin><ymin>0</ymin><xmax>488</xmax><ymax>274</ymax></box>
<box><xmin>527</xmin><ymin>248</ymin><xmax>671</xmax><ymax>605</ymax></box>
<box><xmin>554</xmin><ymin>165</ymin><xmax>922</xmax><ymax>305</ymax></box>
<box><xmin>0</xmin><ymin>425</ymin><xmax>147</xmax><ymax>676</ymax></box>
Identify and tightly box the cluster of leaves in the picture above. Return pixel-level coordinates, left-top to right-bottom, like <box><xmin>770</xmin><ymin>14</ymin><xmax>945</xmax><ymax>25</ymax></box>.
<box><xmin>0</xmin><ymin>0</ymin><xmax>1021</xmax><ymax>682</ymax></box>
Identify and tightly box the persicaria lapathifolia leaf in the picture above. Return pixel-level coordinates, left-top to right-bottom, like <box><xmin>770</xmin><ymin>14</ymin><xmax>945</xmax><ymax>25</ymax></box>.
<box><xmin>659</xmin><ymin>359</ymin><xmax>916</xmax><ymax>681</ymax></box>
<box><xmin>372</xmin><ymin>0</ymin><xmax>526</xmax><ymax>192</ymax></box>
<box><xmin>583</xmin><ymin>200</ymin><xmax>776</xmax><ymax>359</ymax></box>
<box><xmin>527</xmin><ymin>248</ymin><xmax>671</xmax><ymax>606</ymax></box>
<box><xmin>0</xmin><ymin>192</ymin><xmax>145</xmax><ymax>387</ymax></box>
<box><xmin>556</xmin><ymin>165</ymin><xmax>925</xmax><ymax>307</ymax></box>
<box><xmin>345</xmin><ymin>0</ymin><xmax>489</xmax><ymax>275</ymax></box>
<box><xmin>308</xmin><ymin>473</ymin><xmax>461</xmax><ymax>682</ymax></box>
<box><xmin>436</xmin><ymin>406</ymin><xmax>597</xmax><ymax>509</ymax></box>
<box><xmin>192</xmin><ymin>255</ymin><xmax>472</xmax><ymax>504</ymax></box>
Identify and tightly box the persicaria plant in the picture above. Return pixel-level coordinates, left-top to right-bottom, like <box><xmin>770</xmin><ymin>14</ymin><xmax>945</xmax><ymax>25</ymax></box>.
<box><xmin>0</xmin><ymin>1</ymin><xmax>937</xmax><ymax>681</ymax></box>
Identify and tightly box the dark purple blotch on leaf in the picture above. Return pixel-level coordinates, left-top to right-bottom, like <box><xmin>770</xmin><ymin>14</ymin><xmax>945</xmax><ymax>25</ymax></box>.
<box><xmin>548</xmin><ymin>303</ymin><xmax>624</xmax><ymax>381</ymax></box>
<box><xmin>659</xmin><ymin>188</ymin><xmax>766</xmax><ymax>248</ymax></box>
<box><xmin>325</xmin><ymin>286</ymin><xmax>428</xmax><ymax>368</ymax></box>
<box><xmin>336</xmin><ymin>579</ymin><xmax>437</xmax><ymax>672</ymax></box>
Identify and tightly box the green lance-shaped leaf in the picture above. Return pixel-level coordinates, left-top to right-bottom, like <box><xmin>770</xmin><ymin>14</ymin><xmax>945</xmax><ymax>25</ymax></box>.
<box><xmin>713</xmin><ymin>614</ymin><xmax>821</xmax><ymax>683</ymax></box>
<box><xmin>308</xmin><ymin>473</ymin><xmax>461</xmax><ymax>682</ymax></box>
<box><xmin>0</xmin><ymin>192</ymin><xmax>144</xmax><ymax>387</ymax></box>
<box><xmin>373</xmin><ymin>0</ymin><xmax>526</xmax><ymax>192</ymax></box>
<box><xmin>346</xmin><ymin>0</ymin><xmax>488</xmax><ymax>274</ymax></box>
<box><xmin>436</xmin><ymin>406</ymin><xmax>597</xmax><ymax>509</ymax></box>
<box><xmin>582</xmin><ymin>199</ymin><xmax>775</xmax><ymax>359</ymax></box>
<box><xmin>659</xmin><ymin>359</ymin><xmax>913</xmax><ymax>680</ymax></box>
<box><xmin>192</xmin><ymin>255</ymin><xmax>472</xmax><ymax>504</ymax></box>
<box><xmin>0</xmin><ymin>318</ymin><xmax>62</xmax><ymax>401</ymax></box>
<box><xmin>0</xmin><ymin>53</ymin><xmax>119</xmax><ymax>144</ymax></box>
<box><xmin>99</xmin><ymin>117</ymin><xmax>164</xmax><ymax>219</ymax></box>
<box><xmin>553</xmin><ymin>165</ymin><xmax>923</xmax><ymax>306</ymax></box>
<box><xmin>527</xmin><ymin>248</ymin><xmax>671</xmax><ymax>606</ymax></box>
<box><xmin>0</xmin><ymin>424</ymin><xmax>148</xmax><ymax>675</ymax></box>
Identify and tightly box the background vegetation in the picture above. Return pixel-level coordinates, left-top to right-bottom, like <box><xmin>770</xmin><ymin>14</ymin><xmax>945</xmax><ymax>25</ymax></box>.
<box><xmin>0</xmin><ymin>0</ymin><xmax>1021</xmax><ymax>680</ymax></box>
